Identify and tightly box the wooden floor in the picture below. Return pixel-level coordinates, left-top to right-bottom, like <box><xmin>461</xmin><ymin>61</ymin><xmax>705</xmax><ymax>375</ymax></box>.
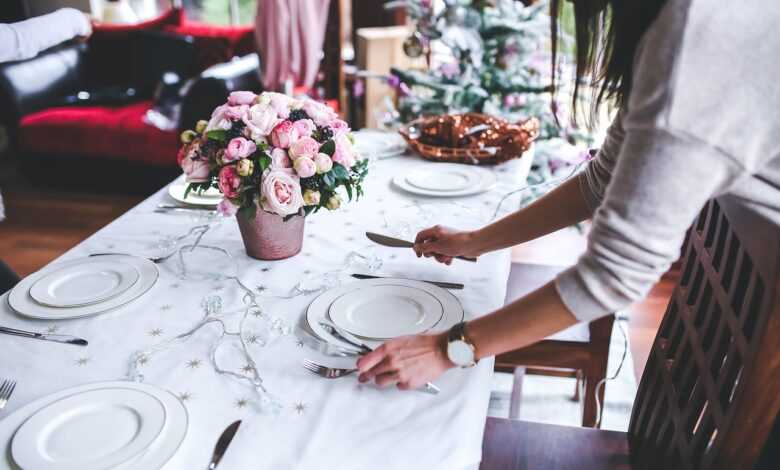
<box><xmin>1</xmin><ymin>160</ymin><xmax>670</xmax><ymax>381</ymax></box>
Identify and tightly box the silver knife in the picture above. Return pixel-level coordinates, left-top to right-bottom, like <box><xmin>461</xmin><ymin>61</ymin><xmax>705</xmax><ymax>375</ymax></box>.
<box><xmin>351</xmin><ymin>273</ymin><xmax>464</xmax><ymax>290</ymax></box>
<box><xmin>0</xmin><ymin>326</ymin><xmax>88</xmax><ymax>346</ymax></box>
<box><xmin>365</xmin><ymin>232</ymin><xmax>477</xmax><ymax>262</ymax></box>
<box><xmin>158</xmin><ymin>203</ymin><xmax>214</xmax><ymax>211</ymax></box>
<box><xmin>319</xmin><ymin>320</ymin><xmax>441</xmax><ymax>395</ymax></box>
<box><xmin>208</xmin><ymin>420</ymin><xmax>241</xmax><ymax>469</ymax></box>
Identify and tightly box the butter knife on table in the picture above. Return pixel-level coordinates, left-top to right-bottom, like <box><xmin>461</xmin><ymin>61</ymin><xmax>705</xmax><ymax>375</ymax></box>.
<box><xmin>0</xmin><ymin>326</ymin><xmax>87</xmax><ymax>346</ymax></box>
<box><xmin>365</xmin><ymin>232</ymin><xmax>477</xmax><ymax>262</ymax></box>
<box><xmin>351</xmin><ymin>274</ymin><xmax>464</xmax><ymax>290</ymax></box>
<box><xmin>208</xmin><ymin>420</ymin><xmax>242</xmax><ymax>469</ymax></box>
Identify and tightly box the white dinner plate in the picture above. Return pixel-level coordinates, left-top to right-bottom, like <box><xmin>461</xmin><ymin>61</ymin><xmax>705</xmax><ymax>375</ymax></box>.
<box><xmin>11</xmin><ymin>388</ymin><xmax>166</xmax><ymax>470</ymax></box>
<box><xmin>405</xmin><ymin>166</ymin><xmax>481</xmax><ymax>192</ymax></box>
<box><xmin>29</xmin><ymin>260</ymin><xmax>140</xmax><ymax>308</ymax></box>
<box><xmin>8</xmin><ymin>255</ymin><xmax>158</xmax><ymax>320</ymax></box>
<box><xmin>0</xmin><ymin>381</ymin><xmax>188</xmax><ymax>470</ymax></box>
<box><xmin>306</xmin><ymin>278</ymin><xmax>464</xmax><ymax>349</ymax></box>
<box><xmin>328</xmin><ymin>284</ymin><xmax>444</xmax><ymax>339</ymax></box>
<box><xmin>168</xmin><ymin>182</ymin><xmax>222</xmax><ymax>207</ymax></box>
<box><xmin>353</xmin><ymin>129</ymin><xmax>407</xmax><ymax>158</ymax></box>
<box><xmin>392</xmin><ymin>163</ymin><xmax>496</xmax><ymax>197</ymax></box>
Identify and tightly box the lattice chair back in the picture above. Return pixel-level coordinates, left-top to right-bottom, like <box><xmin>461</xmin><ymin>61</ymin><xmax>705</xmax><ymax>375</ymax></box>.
<box><xmin>627</xmin><ymin>197</ymin><xmax>780</xmax><ymax>469</ymax></box>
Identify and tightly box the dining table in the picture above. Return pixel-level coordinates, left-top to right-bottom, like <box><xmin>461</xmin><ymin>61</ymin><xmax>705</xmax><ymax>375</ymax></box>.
<box><xmin>0</xmin><ymin>132</ymin><xmax>533</xmax><ymax>470</ymax></box>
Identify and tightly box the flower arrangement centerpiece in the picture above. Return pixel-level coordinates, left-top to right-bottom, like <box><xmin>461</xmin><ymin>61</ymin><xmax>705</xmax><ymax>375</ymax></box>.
<box><xmin>177</xmin><ymin>91</ymin><xmax>368</xmax><ymax>260</ymax></box>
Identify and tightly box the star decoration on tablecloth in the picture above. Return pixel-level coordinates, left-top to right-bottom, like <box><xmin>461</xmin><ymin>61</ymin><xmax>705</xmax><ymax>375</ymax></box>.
<box><xmin>46</xmin><ymin>325</ymin><xmax>59</xmax><ymax>334</ymax></box>
<box><xmin>148</xmin><ymin>328</ymin><xmax>164</xmax><ymax>337</ymax></box>
<box><xmin>303</xmin><ymin>269</ymin><xmax>312</xmax><ymax>275</ymax></box>
<box><xmin>75</xmin><ymin>356</ymin><xmax>90</xmax><ymax>366</ymax></box>
<box><xmin>170</xmin><ymin>283</ymin><xmax>181</xmax><ymax>289</ymax></box>
<box><xmin>295</xmin><ymin>340</ymin><xmax>304</xmax><ymax>348</ymax></box>
<box><xmin>186</xmin><ymin>358</ymin><xmax>202</xmax><ymax>369</ymax></box>
<box><xmin>240</xmin><ymin>364</ymin><xmax>256</xmax><ymax>375</ymax></box>
<box><xmin>293</xmin><ymin>401</ymin><xmax>307</xmax><ymax>415</ymax></box>
<box><xmin>255</xmin><ymin>285</ymin><xmax>267</xmax><ymax>294</ymax></box>
<box><xmin>234</xmin><ymin>398</ymin><xmax>250</xmax><ymax>409</ymax></box>
<box><xmin>179</xmin><ymin>391</ymin><xmax>193</xmax><ymax>402</ymax></box>
<box><xmin>213</xmin><ymin>285</ymin><xmax>225</xmax><ymax>292</ymax></box>
<box><xmin>346</xmin><ymin>236</ymin><xmax>355</xmax><ymax>242</ymax></box>
<box><xmin>260</xmin><ymin>267</ymin><xmax>272</xmax><ymax>273</ymax></box>
<box><xmin>137</xmin><ymin>354</ymin><xmax>151</xmax><ymax>366</ymax></box>
<box><xmin>106</xmin><ymin>243</ymin><xmax>116</xmax><ymax>249</ymax></box>
<box><xmin>250</xmin><ymin>308</ymin><xmax>264</xmax><ymax>319</ymax></box>
<box><xmin>389</xmin><ymin>254</ymin><xmax>397</xmax><ymax>260</ymax></box>
<box><xmin>160</xmin><ymin>304</ymin><xmax>172</xmax><ymax>311</ymax></box>
<box><xmin>245</xmin><ymin>334</ymin><xmax>262</xmax><ymax>345</ymax></box>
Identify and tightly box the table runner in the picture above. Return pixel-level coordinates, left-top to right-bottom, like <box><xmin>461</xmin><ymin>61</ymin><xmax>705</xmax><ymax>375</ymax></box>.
<box><xmin>0</xmin><ymin>148</ymin><xmax>530</xmax><ymax>469</ymax></box>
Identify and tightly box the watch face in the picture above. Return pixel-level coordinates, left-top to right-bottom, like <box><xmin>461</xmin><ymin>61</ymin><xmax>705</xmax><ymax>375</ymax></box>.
<box><xmin>447</xmin><ymin>340</ymin><xmax>475</xmax><ymax>367</ymax></box>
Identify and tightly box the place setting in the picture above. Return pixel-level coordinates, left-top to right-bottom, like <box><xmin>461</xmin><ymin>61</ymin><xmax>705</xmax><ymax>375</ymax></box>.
<box><xmin>392</xmin><ymin>162</ymin><xmax>497</xmax><ymax>198</ymax></box>
<box><xmin>4</xmin><ymin>254</ymin><xmax>158</xmax><ymax>329</ymax></box>
<box><xmin>156</xmin><ymin>181</ymin><xmax>221</xmax><ymax>216</ymax></box>
<box><xmin>0</xmin><ymin>380</ymin><xmax>189</xmax><ymax>470</ymax></box>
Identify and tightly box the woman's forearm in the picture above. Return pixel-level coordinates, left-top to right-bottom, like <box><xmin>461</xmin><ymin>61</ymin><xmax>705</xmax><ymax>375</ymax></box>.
<box><xmin>470</xmin><ymin>175</ymin><xmax>591</xmax><ymax>255</ymax></box>
<box><xmin>466</xmin><ymin>281</ymin><xmax>577</xmax><ymax>359</ymax></box>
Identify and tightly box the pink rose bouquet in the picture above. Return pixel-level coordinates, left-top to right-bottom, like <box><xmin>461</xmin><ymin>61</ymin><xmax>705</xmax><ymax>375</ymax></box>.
<box><xmin>177</xmin><ymin>91</ymin><xmax>368</xmax><ymax>220</ymax></box>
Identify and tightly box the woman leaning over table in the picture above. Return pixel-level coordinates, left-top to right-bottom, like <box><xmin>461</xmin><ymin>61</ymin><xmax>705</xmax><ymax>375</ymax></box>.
<box><xmin>357</xmin><ymin>0</ymin><xmax>780</xmax><ymax>388</ymax></box>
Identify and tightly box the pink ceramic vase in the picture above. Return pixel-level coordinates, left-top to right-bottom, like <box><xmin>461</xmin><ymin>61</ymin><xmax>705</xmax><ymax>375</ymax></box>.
<box><xmin>236</xmin><ymin>208</ymin><xmax>305</xmax><ymax>260</ymax></box>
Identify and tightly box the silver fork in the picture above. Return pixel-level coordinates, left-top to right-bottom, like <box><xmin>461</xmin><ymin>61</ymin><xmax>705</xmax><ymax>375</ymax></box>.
<box><xmin>0</xmin><ymin>379</ymin><xmax>17</xmax><ymax>410</ymax></box>
<box><xmin>89</xmin><ymin>251</ymin><xmax>176</xmax><ymax>264</ymax></box>
<box><xmin>302</xmin><ymin>359</ymin><xmax>357</xmax><ymax>379</ymax></box>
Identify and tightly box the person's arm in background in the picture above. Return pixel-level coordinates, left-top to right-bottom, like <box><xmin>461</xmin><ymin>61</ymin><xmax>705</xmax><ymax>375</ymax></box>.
<box><xmin>412</xmin><ymin>111</ymin><xmax>626</xmax><ymax>265</ymax></box>
<box><xmin>0</xmin><ymin>8</ymin><xmax>92</xmax><ymax>63</ymax></box>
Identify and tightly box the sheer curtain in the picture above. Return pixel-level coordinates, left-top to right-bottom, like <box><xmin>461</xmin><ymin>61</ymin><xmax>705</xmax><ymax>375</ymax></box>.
<box><xmin>254</xmin><ymin>0</ymin><xmax>331</xmax><ymax>91</ymax></box>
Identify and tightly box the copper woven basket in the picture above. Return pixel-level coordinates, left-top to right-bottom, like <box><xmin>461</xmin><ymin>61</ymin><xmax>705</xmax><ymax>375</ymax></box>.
<box><xmin>398</xmin><ymin>113</ymin><xmax>540</xmax><ymax>165</ymax></box>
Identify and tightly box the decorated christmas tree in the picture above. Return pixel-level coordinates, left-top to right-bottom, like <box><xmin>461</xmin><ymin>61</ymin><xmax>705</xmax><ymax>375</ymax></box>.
<box><xmin>385</xmin><ymin>0</ymin><xmax>597</xmax><ymax>200</ymax></box>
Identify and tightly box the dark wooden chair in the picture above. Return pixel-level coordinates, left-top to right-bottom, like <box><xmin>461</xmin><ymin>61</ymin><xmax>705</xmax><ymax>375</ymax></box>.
<box><xmin>482</xmin><ymin>197</ymin><xmax>780</xmax><ymax>469</ymax></box>
<box><xmin>496</xmin><ymin>263</ymin><xmax>615</xmax><ymax>427</ymax></box>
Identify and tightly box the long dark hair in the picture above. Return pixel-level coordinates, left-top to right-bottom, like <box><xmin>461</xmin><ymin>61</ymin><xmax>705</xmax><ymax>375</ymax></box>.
<box><xmin>550</xmin><ymin>0</ymin><xmax>668</xmax><ymax>126</ymax></box>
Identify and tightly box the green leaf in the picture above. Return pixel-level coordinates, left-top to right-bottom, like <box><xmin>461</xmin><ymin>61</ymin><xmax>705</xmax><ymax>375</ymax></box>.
<box><xmin>331</xmin><ymin>164</ymin><xmax>349</xmax><ymax>180</ymax></box>
<box><xmin>345</xmin><ymin>181</ymin><xmax>353</xmax><ymax>201</ymax></box>
<box><xmin>206</xmin><ymin>129</ymin><xmax>227</xmax><ymax>142</ymax></box>
<box><xmin>319</xmin><ymin>139</ymin><xmax>336</xmax><ymax>156</ymax></box>
<box><xmin>322</xmin><ymin>172</ymin><xmax>336</xmax><ymax>188</ymax></box>
<box><xmin>183</xmin><ymin>184</ymin><xmax>194</xmax><ymax>199</ymax></box>
<box><xmin>238</xmin><ymin>202</ymin><xmax>256</xmax><ymax>220</ymax></box>
<box><xmin>258</xmin><ymin>153</ymin><xmax>272</xmax><ymax>173</ymax></box>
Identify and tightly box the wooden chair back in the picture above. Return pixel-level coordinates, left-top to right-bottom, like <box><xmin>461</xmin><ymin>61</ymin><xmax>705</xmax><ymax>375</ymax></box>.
<box><xmin>627</xmin><ymin>197</ymin><xmax>780</xmax><ymax>469</ymax></box>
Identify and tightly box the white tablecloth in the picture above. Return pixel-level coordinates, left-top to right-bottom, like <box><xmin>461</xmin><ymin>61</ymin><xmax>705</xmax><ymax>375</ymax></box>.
<box><xmin>0</xmin><ymin>146</ymin><xmax>530</xmax><ymax>469</ymax></box>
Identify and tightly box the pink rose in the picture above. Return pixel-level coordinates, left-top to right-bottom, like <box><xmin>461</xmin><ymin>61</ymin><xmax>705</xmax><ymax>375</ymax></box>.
<box><xmin>243</xmin><ymin>103</ymin><xmax>281</xmax><ymax>140</ymax></box>
<box><xmin>263</xmin><ymin>92</ymin><xmax>292</xmax><ymax>119</ymax></box>
<box><xmin>293</xmin><ymin>157</ymin><xmax>316</xmax><ymax>178</ymax></box>
<box><xmin>218</xmin><ymin>165</ymin><xmax>242</xmax><ymax>199</ymax></box>
<box><xmin>270</xmin><ymin>120</ymin><xmax>299</xmax><ymax>149</ymax></box>
<box><xmin>303</xmin><ymin>99</ymin><xmax>338</xmax><ymax>127</ymax></box>
<box><xmin>224</xmin><ymin>137</ymin><xmax>257</xmax><ymax>162</ymax></box>
<box><xmin>205</xmin><ymin>104</ymin><xmax>233</xmax><ymax>132</ymax></box>
<box><xmin>260</xmin><ymin>169</ymin><xmax>303</xmax><ymax>216</ymax></box>
<box><xmin>223</xmin><ymin>105</ymin><xmax>249</xmax><ymax>120</ymax></box>
<box><xmin>228</xmin><ymin>91</ymin><xmax>257</xmax><ymax>106</ymax></box>
<box><xmin>181</xmin><ymin>156</ymin><xmax>210</xmax><ymax>183</ymax></box>
<box><xmin>329</xmin><ymin>119</ymin><xmax>350</xmax><ymax>137</ymax></box>
<box><xmin>270</xmin><ymin>148</ymin><xmax>292</xmax><ymax>169</ymax></box>
<box><xmin>288</xmin><ymin>136</ymin><xmax>320</xmax><ymax>160</ymax></box>
<box><xmin>331</xmin><ymin>135</ymin><xmax>356</xmax><ymax>169</ymax></box>
<box><xmin>293</xmin><ymin>119</ymin><xmax>316</xmax><ymax>138</ymax></box>
<box><xmin>313</xmin><ymin>153</ymin><xmax>333</xmax><ymax>174</ymax></box>
<box><xmin>217</xmin><ymin>198</ymin><xmax>238</xmax><ymax>217</ymax></box>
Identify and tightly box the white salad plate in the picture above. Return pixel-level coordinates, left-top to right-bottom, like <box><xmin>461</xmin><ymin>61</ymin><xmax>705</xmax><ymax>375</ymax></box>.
<box><xmin>0</xmin><ymin>381</ymin><xmax>188</xmax><ymax>470</ymax></box>
<box><xmin>28</xmin><ymin>260</ymin><xmax>140</xmax><ymax>308</ymax></box>
<box><xmin>392</xmin><ymin>163</ymin><xmax>496</xmax><ymax>197</ymax></box>
<box><xmin>353</xmin><ymin>129</ymin><xmax>407</xmax><ymax>159</ymax></box>
<box><xmin>306</xmin><ymin>278</ymin><xmax>464</xmax><ymax>349</ymax></box>
<box><xmin>168</xmin><ymin>182</ymin><xmax>222</xmax><ymax>207</ymax></box>
<box><xmin>405</xmin><ymin>166</ymin><xmax>482</xmax><ymax>192</ymax></box>
<box><xmin>11</xmin><ymin>388</ymin><xmax>166</xmax><ymax>470</ymax></box>
<box><xmin>328</xmin><ymin>284</ymin><xmax>444</xmax><ymax>339</ymax></box>
<box><xmin>8</xmin><ymin>255</ymin><xmax>158</xmax><ymax>320</ymax></box>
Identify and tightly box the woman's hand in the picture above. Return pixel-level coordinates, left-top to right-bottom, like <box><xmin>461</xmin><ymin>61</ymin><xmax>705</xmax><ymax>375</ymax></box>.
<box><xmin>356</xmin><ymin>333</ymin><xmax>455</xmax><ymax>390</ymax></box>
<box><xmin>413</xmin><ymin>225</ymin><xmax>482</xmax><ymax>265</ymax></box>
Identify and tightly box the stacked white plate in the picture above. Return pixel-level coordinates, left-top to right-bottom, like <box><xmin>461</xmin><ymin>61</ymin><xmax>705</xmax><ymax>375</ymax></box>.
<box><xmin>168</xmin><ymin>183</ymin><xmax>222</xmax><ymax>207</ymax></box>
<box><xmin>0</xmin><ymin>381</ymin><xmax>187</xmax><ymax>470</ymax></box>
<box><xmin>7</xmin><ymin>255</ymin><xmax>158</xmax><ymax>320</ymax></box>
<box><xmin>392</xmin><ymin>163</ymin><xmax>497</xmax><ymax>197</ymax></box>
<box><xmin>306</xmin><ymin>278</ymin><xmax>465</xmax><ymax>349</ymax></box>
<box><xmin>353</xmin><ymin>129</ymin><xmax>408</xmax><ymax>160</ymax></box>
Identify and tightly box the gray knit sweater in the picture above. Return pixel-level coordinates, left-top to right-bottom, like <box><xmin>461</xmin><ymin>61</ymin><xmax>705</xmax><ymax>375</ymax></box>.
<box><xmin>555</xmin><ymin>0</ymin><xmax>780</xmax><ymax>321</ymax></box>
